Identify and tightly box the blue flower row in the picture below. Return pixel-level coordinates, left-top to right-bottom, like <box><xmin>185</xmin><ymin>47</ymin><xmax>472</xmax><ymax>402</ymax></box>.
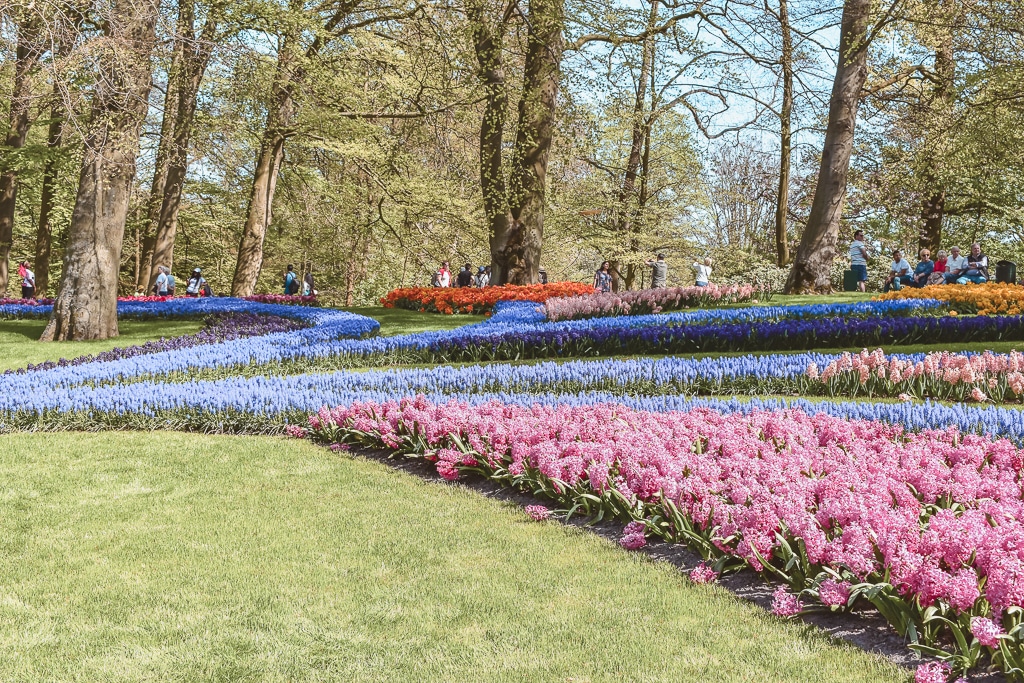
<box><xmin>0</xmin><ymin>298</ymin><xmax>941</xmax><ymax>390</ymax></box>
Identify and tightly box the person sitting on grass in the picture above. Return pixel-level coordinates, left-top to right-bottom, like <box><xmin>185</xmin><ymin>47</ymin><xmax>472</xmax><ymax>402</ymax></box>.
<box><xmin>957</xmin><ymin>243</ymin><xmax>989</xmax><ymax>285</ymax></box>
<box><xmin>883</xmin><ymin>250</ymin><xmax>913</xmax><ymax>292</ymax></box>
<box><xmin>911</xmin><ymin>248</ymin><xmax>934</xmax><ymax>287</ymax></box>
<box><xmin>944</xmin><ymin>246</ymin><xmax>967</xmax><ymax>284</ymax></box>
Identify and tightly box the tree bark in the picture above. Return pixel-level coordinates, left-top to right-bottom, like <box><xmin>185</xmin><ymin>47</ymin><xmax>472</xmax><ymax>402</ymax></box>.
<box><xmin>610</xmin><ymin>0</ymin><xmax>657</xmax><ymax>293</ymax></box>
<box><xmin>775</xmin><ymin>0</ymin><xmax>793</xmax><ymax>267</ymax></box>
<box><xmin>147</xmin><ymin>2</ymin><xmax>219</xmax><ymax>290</ymax></box>
<box><xmin>230</xmin><ymin>50</ymin><xmax>293</xmax><ymax>296</ymax></box>
<box><xmin>491</xmin><ymin>0</ymin><xmax>564</xmax><ymax>285</ymax></box>
<box><xmin>918</xmin><ymin>24</ymin><xmax>955</xmax><ymax>254</ymax></box>
<box><xmin>784</xmin><ymin>0</ymin><xmax>871</xmax><ymax>293</ymax></box>
<box><xmin>0</xmin><ymin>18</ymin><xmax>43</xmax><ymax>295</ymax></box>
<box><xmin>470</xmin><ymin>1</ymin><xmax>514</xmax><ymax>285</ymax></box>
<box><xmin>34</xmin><ymin>97</ymin><xmax>66</xmax><ymax>298</ymax></box>
<box><xmin>41</xmin><ymin>0</ymin><xmax>162</xmax><ymax>341</ymax></box>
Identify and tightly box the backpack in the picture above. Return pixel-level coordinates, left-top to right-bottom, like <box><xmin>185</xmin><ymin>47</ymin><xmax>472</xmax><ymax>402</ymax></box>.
<box><xmin>286</xmin><ymin>272</ymin><xmax>299</xmax><ymax>294</ymax></box>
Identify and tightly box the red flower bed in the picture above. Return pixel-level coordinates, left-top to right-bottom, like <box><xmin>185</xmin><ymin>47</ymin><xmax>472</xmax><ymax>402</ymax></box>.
<box><xmin>381</xmin><ymin>282</ymin><xmax>596</xmax><ymax>315</ymax></box>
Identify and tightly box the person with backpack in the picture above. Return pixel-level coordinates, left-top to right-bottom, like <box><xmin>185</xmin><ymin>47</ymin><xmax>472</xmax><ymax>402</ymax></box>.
<box><xmin>284</xmin><ymin>265</ymin><xmax>299</xmax><ymax>295</ymax></box>
<box><xmin>185</xmin><ymin>268</ymin><xmax>206</xmax><ymax>297</ymax></box>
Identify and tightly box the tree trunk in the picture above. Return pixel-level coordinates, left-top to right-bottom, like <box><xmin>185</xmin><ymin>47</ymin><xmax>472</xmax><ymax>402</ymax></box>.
<box><xmin>231</xmin><ymin>38</ymin><xmax>296</xmax><ymax>296</ymax></box>
<box><xmin>139</xmin><ymin>33</ymin><xmax>180</xmax><ymax>293</ymax></box>
<box><xmin>470</xmin><ymin>1</ymin><xmax>514</xmax><ymax>285</ymax></box>
<box><xmin>35</xmin><ymin>100</ymin><xmax>66</xmax><ymax>298</ymax></box>
<box><xmin>494</xmin><ymin>0</ymin><xmax>564</xmax><ymax>285</ymax></box>
<box><xmin>149</xmin><ymin>2</ymin><xmax>219</xmax><ymax>289</ymax></box>
<box><xmin>784</xmin><ymin>0</ymin><xmax>871</xmax><ymax>293</ymax></box>
<box><xmin>775</xmin><ymin>0</ymin><xmax>793</xmax><ymax>267</ymax></box>
<box><xmin>41</xmin><ymin>0</ymin><xmax>161</xmax><ymax>341</ymax></box>
<box><xmin>0</xmin><ymin>19</ymin><xmax>43</xmax><ymax>295</ymax></box>
<box><xmin>918</xmin><ymin>24</ymin><xmax>955</xmax><ymax>254</ymax></box>
<box><xmin>609</xmin><ymin>1</ymin><xmax>657</xmax><ymax>294</ymax></box>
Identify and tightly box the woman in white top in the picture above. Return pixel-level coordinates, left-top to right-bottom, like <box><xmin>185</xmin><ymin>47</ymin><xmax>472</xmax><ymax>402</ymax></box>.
<box><xmin>692</xmin><ymin>258</ymin><xmax>713</xmax><ymax>287</ymax></box>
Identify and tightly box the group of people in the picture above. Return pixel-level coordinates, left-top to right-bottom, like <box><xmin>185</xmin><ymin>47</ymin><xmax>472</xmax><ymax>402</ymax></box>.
<box><xmin>850</xmin><ymin>231</ymin><xmax>993</xmax><ymax>292</ymax></box>
<box><xmin>431</xmin><ymin>261</ymin><xmax>494</xmax><ymax>288</ymax></box>
<box><xmin>594</xmin><ymin>254</ymin><xmax>711</xmax><ymax>293</ymax></box>
<box><xmin>283</xmin><ymin>265</ymin><xmax>315</xmax><ymax>295</ymax></box>
<box><xmin>153</xmin><ymin>265</ymin><xmax>213</xmax><ymax>297</ymax></box>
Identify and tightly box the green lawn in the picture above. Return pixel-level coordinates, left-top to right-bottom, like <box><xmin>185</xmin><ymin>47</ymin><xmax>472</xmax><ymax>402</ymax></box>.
<box><xmin>0</xmin><ymin>432</ymin><xmax>907</xmax><ymax>683</ymax></box>
<box><xmin>343</xmin><ymin>306</ymin><xmax>480</xmax><ymax>336</ymax></box>
<box><xmin>0</xmin><ymin>318</ymin><xmax>203</xmax><ymax>371</ymax></box>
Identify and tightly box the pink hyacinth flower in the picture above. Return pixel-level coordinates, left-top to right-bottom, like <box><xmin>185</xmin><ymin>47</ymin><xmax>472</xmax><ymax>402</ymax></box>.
<box><xmin>818</xmin><ymin>579</ymin><xmax>851</xmax><ymax>607</ymax></box>
<box><xmin>970</xmin><ymin>616</ymin><xmax>1005</xmax><ymax>647</ymax></box>
<box><xmin>914</xmin><ymin>661</ymin><xmax>950</xmax><ymax>683</ymax></box>
<box><xmin>689</xmin><ymin>563</ymin><xmax>719</xmax><ymax>584</ymax></box>
<box><xmin>524</xmin><ymin>505</ymin><xmax>551</xmax><ymax>521</ymax></box>
<box><xmin>771</xmin><ymin>586</ymin><xmax>803</xmax><ymax>617</ymax></box>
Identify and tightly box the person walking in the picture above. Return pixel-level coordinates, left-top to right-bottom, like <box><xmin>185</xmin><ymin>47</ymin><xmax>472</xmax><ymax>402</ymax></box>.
<box><xmin>18</xmin><ymin>261</ymin><xmax>34</xmax><ymax>299</ymax></box>
<box><xmin>185</xmin><ymin>268</ymin><xmax>207</xmax><ymax>297</ymax></box>
<box><xmin>475</xmin><ymin>266</ymin><xmax>489</xmax><ymax>287</ymax></box>
<box><xmin>645</xmin><ymin>253</ymin><xmax>668</xmax><ymax>289</ymax></box>
<box><xmin>284</xmin><ymin>265</ymin><xmax>300</xmax><ymax>294</ymax></box>
<box><xmin>692</xmin><ymin>257</ymin><xmax>713</xmax><ymax>287</ymax></box>
<box><xmin>457</xmin><ymin>263</ymin><xmax>474</xmax><ymax>287</ymax></box>
<box><xmin>153</xmin><ymin>265</ymin><xmax>169</xmax><ymax>296</ymax></box>
<box><xmin>303</xmin><ymin>271</ymin><xmax>315</xmax><ymax>296</ymax></box>
<box><xmin>594</xmin><ymin>261</ymin><xmax>612</xmax><ymax>293</ymax></box>
<box><xmin>849</xmin><ymin>230</ymin><xmax>870</xmax><ymax>292</ymax></box>
<box><xmin>166</xmin><ymin>271</ymin><xmax>176</xmax><ymax>296</ymax></box>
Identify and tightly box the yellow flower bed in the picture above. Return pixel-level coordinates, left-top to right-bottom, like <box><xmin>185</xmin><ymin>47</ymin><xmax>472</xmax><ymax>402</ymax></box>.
<box><xmin>877</xmin><ymin>282</ymin><xmax>1024</xmax><ymax>315</ymax></box>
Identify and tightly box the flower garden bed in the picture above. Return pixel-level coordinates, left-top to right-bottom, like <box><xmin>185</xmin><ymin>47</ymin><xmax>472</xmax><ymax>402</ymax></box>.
<box><xmin>4</xmin><ymin>291</ymin><xmax>1024</xmax><ymax>679</ymax></box>
<box><xmin>543</xmin><ymin>283</ymin><xmax>766</xmax><ymax>321</ymax></box>
<box><xmin>879</xmin><ymin>282</ymin><xmax>1024</xmax><ymax>315</ymax></box>
<box><xmin>380</xmin><ymin>282</ymin><xmax>595</xmax><ymax>314</ymax></box>
<box><xmin>297</xmin><ymin>396</ymin><xmax>1024</xmax><ymax>680</ymax></box>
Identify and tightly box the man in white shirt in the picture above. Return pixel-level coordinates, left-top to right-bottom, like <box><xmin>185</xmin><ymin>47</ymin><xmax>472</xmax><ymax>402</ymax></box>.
<box><xmin>943</xmin><ymin>246</ymin><xmax>968</xmax><ymax>284</ymax></box>
<box><xmin>883</xmin><ymin>250</ymin><xmax>912</xmax><ymax>292</ymax></box>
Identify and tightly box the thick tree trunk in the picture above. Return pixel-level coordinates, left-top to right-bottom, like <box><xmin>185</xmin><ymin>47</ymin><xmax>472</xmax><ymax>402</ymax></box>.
<box><xmin>918</xmin><ymin>27</ymin><xmax>955</xmax><ymax>253</ymax></box>
<box><xmin>0</xmin><ymin>20</ymin><xmax>43</xmax><ymax>295</ymax></box>
<box><xmin>494</xmin><ymin>0</ymin><xmax>564</xmax><ymax>285</ymax></box>
<box><xmin>784</xmin><ymin>0</ymin><xmax>871</xmax><ymax>293</ymax></box>
<box><xmin>41</xmin><ymin>0</ymin><xmax>161</xmax><ymax>341</ymax></box>
<box><xmin>148</xmin><ymin>2</ymin><xmax>218</xmax><ymax>288</ymax></box>
<box><xmin>470</xmin><ymin>1</ymin><xmax>514</xmax><ymax>285</ymax></box>
<box><xmin>231</xmin><ymin>39</ymin><xmax>296</xmax><ymax>296</ymax></box>
<box><xmin>775</xmin><ymin>0</ymin><xmax>793</xmax><ymax>267</ymax></box>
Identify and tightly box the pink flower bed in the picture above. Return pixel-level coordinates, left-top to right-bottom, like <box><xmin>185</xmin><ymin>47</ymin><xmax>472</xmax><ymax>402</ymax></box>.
<box><xmin>300</xmin><ymin>396</ymin><xmax>1024</xmax><ymax>677</ymax></box>
<box><xmin>809</xmin><ymin>348</ymin><xmax>1024</xmax><ymax>403</ymax></box>
<box><xmin>543</xmin><ymin>284</ymin><xmax>763</xmax><ymax>321</ymax></box>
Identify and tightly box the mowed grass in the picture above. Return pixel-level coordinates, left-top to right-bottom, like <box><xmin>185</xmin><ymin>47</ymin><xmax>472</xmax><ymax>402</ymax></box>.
<box><xmin>343</xmin><ymin>306</ymin><xmax>480</xmax><ymax>336</ymax></box>
<box><xmin>0</xmin><ymin>432</ymin><xmax>907</xmax><ymax>683</ymax></box>
<box><xmin>0</xmin><ymin>318</ymin><xmax>203</xmax><ymax>371</ymax></box>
